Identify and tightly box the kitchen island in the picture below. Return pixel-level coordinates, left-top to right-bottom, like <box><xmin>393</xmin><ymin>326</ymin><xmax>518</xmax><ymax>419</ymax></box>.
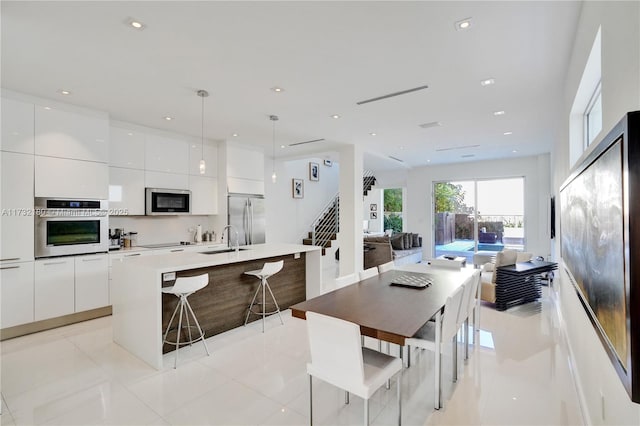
<box><xmin>110</xmin><ymin>243</ymin><xmax>322</xmax><ymax>369</ymax></box>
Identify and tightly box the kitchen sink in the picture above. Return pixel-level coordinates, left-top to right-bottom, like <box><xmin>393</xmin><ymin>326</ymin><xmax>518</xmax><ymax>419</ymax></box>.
<box><xmin>201</xmin><ymin>248</ymin><xmax>248</xmax><ymax>254</ymax></box>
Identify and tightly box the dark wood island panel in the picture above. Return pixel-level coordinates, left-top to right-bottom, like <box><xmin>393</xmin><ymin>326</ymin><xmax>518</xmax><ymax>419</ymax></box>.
<box><xmin>161</xmin><ymin>253</ymin><xmax>306</xmax><ymax>352</ymax></box>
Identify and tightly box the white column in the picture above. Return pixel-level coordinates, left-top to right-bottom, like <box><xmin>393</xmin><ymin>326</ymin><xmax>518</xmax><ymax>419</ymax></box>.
<box><xmin>338</xmin><ymin>144</ymin><xmax>363</xmax><ymax>276</ymax></box>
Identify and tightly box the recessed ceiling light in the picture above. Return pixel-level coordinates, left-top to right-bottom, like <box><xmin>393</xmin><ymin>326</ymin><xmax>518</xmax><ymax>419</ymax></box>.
<box><xmin>330</xmin><ymin>114</ymin><xmax>341</xmax><ymax>119</ymax></box>
<box><xmin>480</xmin><ymin>78</ymin><xmax>495</xmax><ymax>86</ymax></box>
<box><xmin>163</xmin><ymin>116</ymin><xmax>173</xmax><ymax>121</ymax></box>
<box><xmin>232</xmin><ymin>133</ymin><xmax>239</xmax><ymax>137</ymax></box>
<box><xmin>455</xmin><ymin>18</ymin><xmax>472</xmax><ymax>31</ymax></box>
<box><xmin>504</xmin><ymin>131</ymin><xmax>513</xmax><ymax>135</ymax></box>
<box><xmin>127</xmin><ymin>19</ymin><xmax>145</xmax><ymax>30</ymax></box>
<box><xmin>419</xmin><ymin>121</ymin><xmax>442</xmax><ymax>129</ymax></box>
<box><xmin>57</xmin><ymin>89</ymin><xmax>71</xmax><ymax>95</ymax></box>
<box><xmin>427</xmin><ymin>159</ymin><xmax>431</xmax><ymax>163</ymax></box>
<box><xmin>400</xmin><ymin>146</ymin><xmax>404</xmax><ymax>150</ymax></box>
<box><xmin>127</xmin><ymin>132</ymin><xmax>134</xmax><ymax>136</ymax></box>
<box><xmin>191</xmin><ymin>144</ymin><xmax>197</xmax><ymax>148</ymax></box>
<box><xmin>43</xmin><ymin>106</ymin><xmax>51</xmax><ymax>110</ymax></box>
<box><xmin>271</xmin><ymin>86</ymin><xmax>284</xmax><ymax>93</ymax></box>
<box><xmin>369</xmin><ymin>132</ymin><xmax>377</xmax><ymax>136</ymax></box>
<box><xmin>512</xmin><ymin>150</ymin><xmax>518</xmax><ymax>153</ymax></box>
<box><xmin>280</xmin><ymin>145</ymin><xmax>286</xmax><ymax>149</ymax></box>
<box><xmin>493</xmin><ymin>110</ymin><xmax>505</xmax><ymax>116</ymax></box>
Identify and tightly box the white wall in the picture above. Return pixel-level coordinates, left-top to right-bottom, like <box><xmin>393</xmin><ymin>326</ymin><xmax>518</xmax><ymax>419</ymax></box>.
<box><xmin>363</xmin><ymin>188</ymin><xmax>383</xmax><ymax>233</ymax></box>
<box><xmin>389</xmin><ymin>154</ymin><xmax>551</xmax><ymax>261</ymax></box>
<box><xmin>553</xmin><ymin>2</ymin><xmax>640</xmax><ymax>425</ymax></box>
<box><xmin>109</xmin><ymin>215</ymin><xmax>217</xmax><ymax>246</ymax></box>
<box><xmin>265</xmin><ymin>156</ymin><xmax>340</xmax><ymax>244</ymax></box>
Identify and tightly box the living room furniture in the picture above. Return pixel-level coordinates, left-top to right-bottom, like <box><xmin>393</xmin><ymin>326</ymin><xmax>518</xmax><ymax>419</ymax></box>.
<box><xmin>291</xmin><ymin>266</ymin><xmax>476</xmax><ymax>409</ymax></box>
<box><xmin>306</xmin><ymin>312</ymin><xmax>402</xmax><ymax>426</ymax></box>
<box><xmin>480</xmin><ymin>250</ymin><xmax>532</xmax><ymax>303</ymax></box>
<box><xmin>432</xmin><ymin>256</ymin><xmax>467</xmax><ymax>268</ymax></box>
<box><xmin>494</xmin><ymin>260</ymin><xmax>558</xmax><ymax>311</ymax></box>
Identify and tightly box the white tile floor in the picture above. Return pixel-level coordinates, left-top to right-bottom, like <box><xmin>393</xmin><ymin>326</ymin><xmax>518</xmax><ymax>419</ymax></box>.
<box><xmin>0</xmin><ymin>286</ymin><xmax>584</xmax><ymax>425</ymax></box>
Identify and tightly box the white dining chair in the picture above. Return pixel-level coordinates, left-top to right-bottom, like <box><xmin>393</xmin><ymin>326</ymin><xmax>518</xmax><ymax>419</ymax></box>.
<box><xmin>335</xmin><ymin>273</ymin><xmax>359</xmax><ymax>289</ymax></box>
<box><xmin>378</xmin><ymin>261</ymin><xmax>395</xmax><ymax>273</ymax></box>
<box><xmin>359</xmin><ymin>267</ymin><xmax>379</xmax><ymax>281</ymax></box>
<box><xmin>306</xmin><ymin>311</ymin><xmax>403</xmax><ymax>426</ymax></box>
<box><xmin>405</xmin><ymin>285</ymin><xmax>465</xmax><ymax>409</ymax></box>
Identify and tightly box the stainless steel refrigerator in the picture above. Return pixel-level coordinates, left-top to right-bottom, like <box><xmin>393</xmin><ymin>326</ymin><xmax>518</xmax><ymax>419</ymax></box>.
<box><xmin>227</xmin><ymin>193</ymin><xmax>266</xmax><ymax>246</ymax></box>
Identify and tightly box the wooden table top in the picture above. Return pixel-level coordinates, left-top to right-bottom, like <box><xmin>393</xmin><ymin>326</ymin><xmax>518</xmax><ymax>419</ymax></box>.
<box><xmin>291</xmin><ymin>266</ymin><xmax>475</xmax><ymax>345</ymax></box>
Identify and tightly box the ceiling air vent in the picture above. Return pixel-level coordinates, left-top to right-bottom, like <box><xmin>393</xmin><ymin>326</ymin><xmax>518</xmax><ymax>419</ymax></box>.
<box><xmin>357</xmin><ymin>85</ymin><xmax>429</xmax><ymax>105</ymax></box>
<box><xmin>289</xmin><ymin>138</ymin><xmax>325</xmax><ymax>146</ymax></box>
<box><xmin>461</xmin><ymin>154</ymin><xmax>475</xmax><ymax>158</ymax></box>
<box><xmin>388</xmin><ymin>155</ymin><xmax>404</xmax><ymax>163</ymax></box>
<box><xmin>419</xmin><ymin>121</ymin><xmax>442</xmax><ymax>129</ymax></box>
<box><xmin>435</xmin><ymin>144</ymin><xmax>480</xmax><ymax>152</ymax></box>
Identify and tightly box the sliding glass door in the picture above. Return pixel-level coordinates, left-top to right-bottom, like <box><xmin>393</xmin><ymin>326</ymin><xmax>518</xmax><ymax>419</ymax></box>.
<box><xmin>434</xmin><ymin>178</ymin><xmax>524</xmax><ymax>263</ymax></box>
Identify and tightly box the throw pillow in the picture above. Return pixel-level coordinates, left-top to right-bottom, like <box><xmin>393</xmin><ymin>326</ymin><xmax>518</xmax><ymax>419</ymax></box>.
<box><xmin>412</xmin><ymin>233</ymin><xmax>420</xmax><ymax>247</ymax></box>
<box><xmin>364</xmin><ymin>236</ymin><xmax>390</xmax><ymax>243</ymax></box>
<box><xmin>403</xmin><ymin>233</ymin><xmax>411</xmax><ymax>249</ymax></box>
<box><xmin>390</xmin><ymin>234</ymin><xmax>405</xmax><ymax>250</ymax></box>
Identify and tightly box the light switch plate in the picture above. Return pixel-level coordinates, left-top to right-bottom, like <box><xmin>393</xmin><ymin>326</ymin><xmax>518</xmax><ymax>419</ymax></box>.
<box><xmin>294</xmin><ymin>252</ymin><xmax>300</xmax><ymax>259</ymax></box>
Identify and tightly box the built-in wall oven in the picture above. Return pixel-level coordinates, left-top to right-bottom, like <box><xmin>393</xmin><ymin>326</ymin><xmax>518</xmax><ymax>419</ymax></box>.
<box><xmin>35</xmin><ymin>198</ymin><xmax>108</xmax><ymax>258</ymax></box>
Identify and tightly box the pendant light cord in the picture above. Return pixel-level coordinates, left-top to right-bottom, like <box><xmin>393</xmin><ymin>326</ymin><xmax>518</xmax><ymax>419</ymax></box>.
<box><xmin>201</xmin><ymin>94</ymin><xmax>205</xmax><ymax>160</ymax></box>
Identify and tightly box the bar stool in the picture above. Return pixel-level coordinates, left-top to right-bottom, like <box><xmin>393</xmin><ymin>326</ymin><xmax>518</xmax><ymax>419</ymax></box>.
<box><xmin>162</xmin><ymin>273</ymin><xmax>211</xmax><ymax>368</ymax></box>
<box><xmin>244</xmin><ymin>260</ymin><xmax>284</xmax><ymax>332</ymax></box>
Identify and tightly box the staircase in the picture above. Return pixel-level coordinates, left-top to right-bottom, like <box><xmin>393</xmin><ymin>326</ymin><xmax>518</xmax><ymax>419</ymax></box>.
<box><xmin>302</xmin><ymin>171</ymin><xmax>376</xmax><ymax>255</ymax></box>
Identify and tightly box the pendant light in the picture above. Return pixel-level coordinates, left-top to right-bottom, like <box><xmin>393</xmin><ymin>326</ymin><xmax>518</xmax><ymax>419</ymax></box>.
<box><xmin>197</xmin><ymin>89</ymin><xmax>209</xmax><ymax>174</ymax></box>
<box><xmin>270</xmin><ymin>115</ymin><xmax>279</xmax><ymax>183</ymax></box>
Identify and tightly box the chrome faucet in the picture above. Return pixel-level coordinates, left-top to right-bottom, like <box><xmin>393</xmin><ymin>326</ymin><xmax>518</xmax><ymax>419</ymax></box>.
<box><xmin>222</xmin><ymin>225</ymin><xmax>240</xmax><ymax>253</ymax></box>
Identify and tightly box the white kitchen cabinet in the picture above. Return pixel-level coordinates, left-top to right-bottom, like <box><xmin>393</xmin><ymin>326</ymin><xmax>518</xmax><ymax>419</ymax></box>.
<box><xmin>145</xmin><ymin>134</ymin><xmax>188</xmax><ymax>174</ymax></box>
<box><xmin>75</xmin><ymin>253</ymin><xmax>109</xmax><ymax>311</ymax></box>
<box><xmin>1</xmin><ymin>97</ymin><xmax>34</xmax><ymax>154</ymax></box>
<box><xmin>109</xmin><ymin>126</ymin><xmax>145</xmax><ymax>169</ymax></box>
<box><xmin>144</xmin><ymin>170</ymin><xmax>189</xmax><ymax>190</ymax></box>
<box><xmin>189</xmin><ymin>175</ymin><xmax>218</xmax><ymax>215</ymax></box>
<box><xmin>35</xmin><ymin>156</ymin><xmax>108</xmax><ymax>199</ymax></box>
<box><xmin>1</xmin><ymin>261</ymin><xmax>34</xmax><ymax>328</ymax></box>
<box><xmin>188</xmin><ymin>142</ymin><xmax>217</xmax><ymax>177</ymax></box>
<box><xmin>227</xmin><ymin>146</ymin><xmax>264</xmax><ymax>181</ymax></box>
<box><xmin>0</xmin><ymin>152</ymin><xmax>34</xmax><ymax>263</ymax></box>
<box><xmin>109</xmin><ymin>167</ymin><xmax>145</xmax><ymax>215</ymax></box>
<box><xmin>34</xmin><ymin>257</ymin><xmax>75</xmax><ymax>321</ymax></box>
<box><xmin>34</xmin><ymin>104</ymin><xmax>109</xmax><ymax>163</ymax></box>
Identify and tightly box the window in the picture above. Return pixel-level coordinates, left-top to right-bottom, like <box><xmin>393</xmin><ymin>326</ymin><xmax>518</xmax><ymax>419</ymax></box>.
<box><xmin>383</xmin><ymin>188</ymin><xmax>403</xmax><ymax>233</ymax></box>
<box><xmin>434</xmin><ymin>178</ymin><xmax>525</xmax><ymax>263</ymax></box>
<box><xmin>584</xmin><ymin>81</ymin><xmax>602</xmax><ymax>147</ymax></box>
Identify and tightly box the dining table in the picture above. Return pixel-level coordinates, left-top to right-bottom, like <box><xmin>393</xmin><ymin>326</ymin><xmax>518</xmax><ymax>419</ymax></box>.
<box><xmin>290</xmin><ymin>263</ymin><xmax>476</xmax><ymax>409</ymax></box>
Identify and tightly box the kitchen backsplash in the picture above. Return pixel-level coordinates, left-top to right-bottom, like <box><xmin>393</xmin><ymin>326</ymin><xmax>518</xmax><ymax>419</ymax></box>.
<box><xmin>109</xmin><ymin>215</ymin><xmax>218</xmax><ymax>246</ymax></box>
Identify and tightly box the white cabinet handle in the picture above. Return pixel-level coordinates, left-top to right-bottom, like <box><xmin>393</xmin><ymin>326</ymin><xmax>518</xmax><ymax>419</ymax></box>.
<box><xmin>0</xmin><ymin>265</ymin><xmax>20</xmax><ymax>270</ymax></box>
<box><xmin>0</xmin><ymin>257</ymin><xmax>20</xmax><ymax>262</ymax></box>
<box><xmin>124</xmin><ymin>253</ymin><xmax>141</xmax><ymax>257</ymax></box>
<box><xmin>43</xmin><ymin>261</ymin><xmax>66</xmax><ymax>266</ymax></box>
<box><xmin>170</xmin><ymin>249</ymin><xmax>184</xmax><ymax>252</ymax></box>
<box><xmin>82</xmin><ymin>257</ymin><xmax>102</xmax><ymax>262</ymax></box>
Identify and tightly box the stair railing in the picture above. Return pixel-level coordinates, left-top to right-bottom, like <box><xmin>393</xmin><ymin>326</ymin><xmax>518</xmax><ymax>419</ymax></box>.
<box><xmin>306</xmin><ymin>193</ymin><xmax>340</xmax><ymax>248</ymax></box>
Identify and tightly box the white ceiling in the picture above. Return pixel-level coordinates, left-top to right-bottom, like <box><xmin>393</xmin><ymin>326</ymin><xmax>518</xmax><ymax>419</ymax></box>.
<box><xmin>1</xmin><ymin>1</ymin><xmax>582</xmax><ymax>171</ymax></box>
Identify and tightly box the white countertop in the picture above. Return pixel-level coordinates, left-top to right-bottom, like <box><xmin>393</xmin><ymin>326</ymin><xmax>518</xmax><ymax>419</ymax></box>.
<box><xmin>111</xmin><ymin>243</ymin><xmax>322</xmax><ymax>273</ymax></box>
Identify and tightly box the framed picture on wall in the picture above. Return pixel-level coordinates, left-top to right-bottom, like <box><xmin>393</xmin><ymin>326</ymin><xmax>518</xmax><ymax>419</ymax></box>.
<box><xmin>309</xmin><ymin>162</ymin><xmax>319</xmax><ymax>181</ymax></box>
<box><xmin>370</xmin><ymin>212</ymin><xmax>378</xmax><ymax>219</ymax></box>
<box><xmin>292</xmin><ymin>178</ymin><xmax>304</xmax><ymax>199</ymax></box>
<box><xmin>370</xmin><ymin>204</ymin><xmax>377</xmax><ymax>211</ymax></box>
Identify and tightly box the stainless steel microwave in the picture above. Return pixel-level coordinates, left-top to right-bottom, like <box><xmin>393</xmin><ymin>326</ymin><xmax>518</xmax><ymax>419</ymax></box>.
<box><xmin>145</xmin><ymin>188</ymin><xmax>191</xmax><ymax>215</ymax></box>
